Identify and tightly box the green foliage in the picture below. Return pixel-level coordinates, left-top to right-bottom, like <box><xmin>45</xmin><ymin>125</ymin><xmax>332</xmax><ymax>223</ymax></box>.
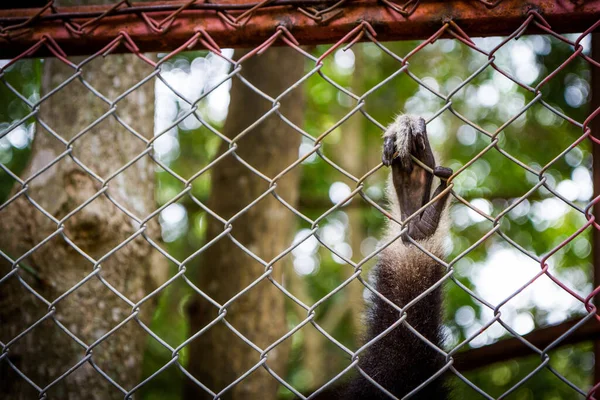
<box><xmin>0</xmin><ymin>59</ymin><xmax>41</xmax><ymax>201</ymax></box>
<box><xmin>453</xmin><ymin>342</ymin><xmax>594</xmax><ymax>399</ymax></box>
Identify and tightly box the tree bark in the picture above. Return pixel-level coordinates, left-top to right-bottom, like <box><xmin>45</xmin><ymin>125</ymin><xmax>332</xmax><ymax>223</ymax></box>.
<box><xmin>0</xmin><ymin>53</ymin><xmax>159</xmax><ymax>399</ymax></box>
<box><xmin>185</xmin><ymin>47</ymin><xmax>305</xmax><ymax>400</ymax></box>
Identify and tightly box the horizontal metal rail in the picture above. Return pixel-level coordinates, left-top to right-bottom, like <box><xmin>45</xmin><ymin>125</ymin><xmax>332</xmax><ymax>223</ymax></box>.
<box><xmin>0</xmin><ymin>0</ymin><xmax>599</xmax><ymax>58</ymax></box>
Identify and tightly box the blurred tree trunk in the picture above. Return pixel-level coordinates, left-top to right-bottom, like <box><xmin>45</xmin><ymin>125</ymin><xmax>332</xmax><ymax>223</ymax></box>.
<box><xmin>304</xmin><ymin>47</ymin><xmax>366</xmax><ymax>388</ymax></box>
<box><xmin>289</xmin><ymin>270</ymin><xmax>326</xmax><ymax>389</ymax></box>
<box><xmin>185</xmin><ymin>47</ymin><xmax>305</xmax><ymax>399</ymax></box>
<box><xmin>340</xmin><ymin>47</ymin><xmax>367</xmax><ymax>337</ymax></box>
<box><xmin>0</xmin><ymin>48</ymin><xmax>160</xmax><ymax>400</ymax></box>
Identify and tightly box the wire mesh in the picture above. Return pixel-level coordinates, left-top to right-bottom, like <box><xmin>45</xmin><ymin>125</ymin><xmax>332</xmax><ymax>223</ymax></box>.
<box><xmin>1</xmin><ymin>1</ymin><xmax>600</xmax><ymax>399</ymax></box>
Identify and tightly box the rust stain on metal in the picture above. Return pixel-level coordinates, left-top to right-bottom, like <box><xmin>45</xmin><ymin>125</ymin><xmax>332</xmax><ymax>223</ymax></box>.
<box><xmin>0</xmin><ymin>0</ymin><xmax>599</xmax><ymax>57</ymax></box>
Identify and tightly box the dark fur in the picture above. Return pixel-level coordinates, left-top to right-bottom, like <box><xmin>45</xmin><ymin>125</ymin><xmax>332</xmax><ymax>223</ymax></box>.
<box><xmin>313</xmin><ymin>115</ymin><xmax>450</xmax><ymax>399</ymax></box>
<box><xmin>341</xmin><ymin>251</ymin><xmax>448</xmax><ymax>399</ymax></box>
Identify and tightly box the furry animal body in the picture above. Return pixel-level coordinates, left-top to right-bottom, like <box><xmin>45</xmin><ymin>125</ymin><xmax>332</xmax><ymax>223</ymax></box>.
<box><xmin>318</xmin><ymin>115</ymin><xmax>452</xmax><ymax>400</ymax></box>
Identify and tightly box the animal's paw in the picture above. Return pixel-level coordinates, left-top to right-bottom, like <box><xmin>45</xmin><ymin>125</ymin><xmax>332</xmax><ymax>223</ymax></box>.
<box><xmin>381</xmin><ymin>115</ymin><xmax>428</xmax><ymax>171</ymax></box>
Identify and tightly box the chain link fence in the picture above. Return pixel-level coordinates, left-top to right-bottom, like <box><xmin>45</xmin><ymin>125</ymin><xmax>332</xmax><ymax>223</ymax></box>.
<box><xmin>1</xmin><ymin>1</ymin><xmax>600</xmax><ymax>399</ymax></box>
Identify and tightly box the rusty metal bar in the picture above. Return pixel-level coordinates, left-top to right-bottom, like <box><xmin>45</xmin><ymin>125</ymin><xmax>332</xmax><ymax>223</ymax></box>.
<box><xmin>0</xmin><ymin>0</ymin><xmax>333</xmax><ymax>17</ymax></box>
<box><xmin>1</xmin><ymin>0</ymin><xmax>600</xmax><ymax>58</ymax></box>
<box><xmin>453</xmin><ymin>318</ymin><xmax>600</xmax><ymax>372</ymax></box>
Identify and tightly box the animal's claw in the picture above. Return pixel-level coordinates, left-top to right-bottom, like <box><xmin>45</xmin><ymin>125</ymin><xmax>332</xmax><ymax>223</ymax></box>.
<box><xmin>433</xmin><ymin>166</ymin><xmax>452</xmax><ymax>180</ymax></box>
<box><xmin>382</xmin><ymin>136</ymin><xmax>397</xmax><ymax>167</ymax></box>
